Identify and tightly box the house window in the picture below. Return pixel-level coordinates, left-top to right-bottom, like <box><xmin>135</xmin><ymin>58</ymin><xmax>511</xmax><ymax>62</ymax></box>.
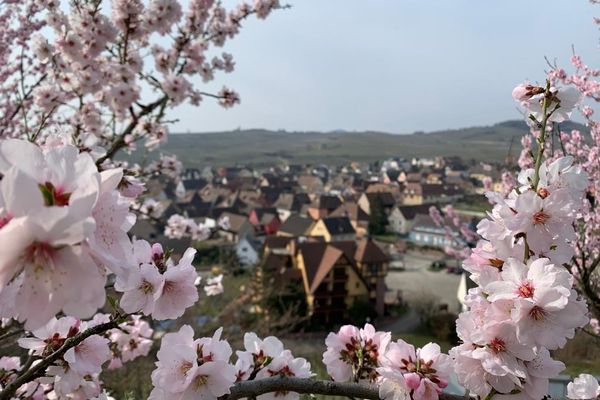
<box><xmin>355</xmin><ymin>282</ymin><xmax>360</xmax><ymax>289</ymax></box>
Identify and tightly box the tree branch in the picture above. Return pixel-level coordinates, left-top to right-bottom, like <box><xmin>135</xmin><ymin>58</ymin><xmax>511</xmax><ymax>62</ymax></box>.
<box><xmin>95</xmin><ymin>95</ymin><xmax>168</xmax><ymax>166</ymax></box>
<box><xmin>0</xmin><ymin>328</ymin><xmax>24</xmax><ymax>344</ymax></box>
<box><xmin>222</xmin><ymin>377</ymin><xmax>464</xmax><ymax>400</ymax></box>
<box><xmin>0</xmin><ymin>319</ymin><xmax>120</xmax><ymax>400</ymax></box>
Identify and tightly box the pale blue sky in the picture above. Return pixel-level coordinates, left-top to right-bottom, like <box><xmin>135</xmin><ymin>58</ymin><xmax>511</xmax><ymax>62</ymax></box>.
<box><xmin>171</xmin><ymin>1</ymin><xmax>600</xmax><ymax>134</ymax></box>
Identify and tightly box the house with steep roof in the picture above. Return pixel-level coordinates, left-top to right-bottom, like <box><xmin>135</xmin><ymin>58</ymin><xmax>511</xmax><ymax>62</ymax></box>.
<box><xmin>296</xmin><ymin>242</ymin><xmax>370</xmax><ymax>325</ymax></box>
<box><xmin>248</xmin><ymin>207</ymin><xmax>281</xmax><ymax>235</ymax></box>
<box><xmin>235</xmin><ymin>237</ymin><xmax>261</xmax><ymax>267</ymax></box>
<box><xmin>387</xmin><ymin>204</ymin><xmax>435</xmax><ymax>235</ymax></box>
<box><xmin>218</xmin><ymin>212</ymin><xmax>254</xmax><ymax>243</ymax></box>
<box><xmin>181</xmin><ymin>177</ymin><xmax>208</xmax><ymax>191</ymax></box>
<box><xmin>330</xmin><ymin>202</ymin><xmax>369</xmax><ymax>237</ymax></box>
<box><xmin>358</xmin><ymin>192</ymin><xmax>396</xmax><ymax>215</ymax></box>
<box><xmin>263</xmin><ymin>251</ymin><xmax>301</xmax><ymax>287</ymax></box>
<box><xmin>308</xmin><ymin>216</ymin><xmax>356</xmax><ymax>242</ymax></box>
<box><xmin>277</xmin><ymin>215</ymin><xmax>314</xmax><ymax>237</ymax></box>
<box><xmin>274</xmin><ymin>193</ymin><xmax>311</xmax><ymax>221</ymax></box>
<box><xmin>354</xmin><ymin>239</ymin><xmax>389</xmax><ymax>316</ymax></box>
<box><xmin>403</xmin><ymin>183</ymin><xmax>463</xmax><ymax>205</ymax></box>
<box><xmin>297</xmin><ymin>175</ymin><xmax>324</xmax><ymax>193</ymax></box>
<box><xmin>307</xmin><ymin>195</ymin><xmax>343</xmax><ymax>220</ymax></box>
<box><xmin>408</xmin><ymin>214</ymin><xmax>458</xmax><ymax>248</ymax></box>
<box><xmin>263</xmin><ymin>235</ymin><xmax>295</xmax><ymax>255</ymax></box>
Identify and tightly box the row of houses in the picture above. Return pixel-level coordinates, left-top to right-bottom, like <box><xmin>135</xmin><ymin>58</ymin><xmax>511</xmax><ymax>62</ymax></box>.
<box><xmin>132</xmin><ymin>157</ymin><xmax>493</xmax><ymax>324</ymax></box>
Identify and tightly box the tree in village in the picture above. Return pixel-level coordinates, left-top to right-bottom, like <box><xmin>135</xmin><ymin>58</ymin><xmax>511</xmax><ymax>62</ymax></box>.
<box><xmin>369</xmin><ymin>196</ymin><xmax>389</xmax><ymax>236</ymax></box>
<box><xmin>0</xmin><ymin>0</ymin><xmax>599</xmax><ymax>399</ymax></box>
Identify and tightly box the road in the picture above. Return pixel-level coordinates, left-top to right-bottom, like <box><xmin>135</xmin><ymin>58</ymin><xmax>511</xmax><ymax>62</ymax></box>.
<box><xmin>385</xmin><ymin>251</ymin><xmax>462</xmax><ymax>314</ymax></box>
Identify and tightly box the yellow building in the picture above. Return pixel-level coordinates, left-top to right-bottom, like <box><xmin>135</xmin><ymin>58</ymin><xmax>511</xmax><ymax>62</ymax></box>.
<box><xmin>308</xmin><ymin>216</ymin><xmax>356</xmax><ymax>242</ymax></box>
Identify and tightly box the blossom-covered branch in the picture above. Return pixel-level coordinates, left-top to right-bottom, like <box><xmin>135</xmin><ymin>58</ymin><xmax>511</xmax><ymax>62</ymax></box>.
<box><xmin>0</xmin><ymin>318</ymin><xmax>120</xmax><ymax>400</ymax></box>
<box><xmin>223</xmin><ymin>377</ymin><xmax>465</xmax><ymax>400</ymax></box>
<box><xmin>0</xmin><ymin>0</ymin><xmax>599</xmax><ymax>398</ymax></box>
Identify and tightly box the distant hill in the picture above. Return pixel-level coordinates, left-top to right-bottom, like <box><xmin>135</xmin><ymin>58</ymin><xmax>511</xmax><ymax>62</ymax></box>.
<box><xmin>126</xmin><ymin>120</ymin><xmax>586</xmax><ymax>167</ymax></box>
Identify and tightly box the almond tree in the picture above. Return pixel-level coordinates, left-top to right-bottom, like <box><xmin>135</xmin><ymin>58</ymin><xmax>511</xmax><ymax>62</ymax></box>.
<box><xmin>0</xmin><ymin>1</ymin><xmax>598</xmax><ymax>399</ymax></box>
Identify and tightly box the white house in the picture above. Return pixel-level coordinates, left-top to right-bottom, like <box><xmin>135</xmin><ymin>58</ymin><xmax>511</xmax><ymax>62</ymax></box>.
<box><xmin>387</xmin><ymin>204</ymin><xmax>433</xmax><ymax>235</ymax></box>
<box><xmin>457</xmin><ymin>272</ymin><xmax>477</xmax><ymax>312</ymax></box>
<box><xmin>235</xmin><ymin>237</ymin><xmax>260</xmax><ymax>267</ymax></box>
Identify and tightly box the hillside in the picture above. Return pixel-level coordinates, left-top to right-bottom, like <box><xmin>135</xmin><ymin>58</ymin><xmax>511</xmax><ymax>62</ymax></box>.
<box><xmin>125</xmin><ymin>120</ymin><xmax>585</xmax><ymax>167</ymax></box>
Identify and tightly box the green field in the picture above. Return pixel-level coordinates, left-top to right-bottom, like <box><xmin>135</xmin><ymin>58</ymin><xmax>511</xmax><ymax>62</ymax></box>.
<box><xmin>122</xmin><ymin>120</ymin><xmax>586</xmax><ymax>167</ymax></box>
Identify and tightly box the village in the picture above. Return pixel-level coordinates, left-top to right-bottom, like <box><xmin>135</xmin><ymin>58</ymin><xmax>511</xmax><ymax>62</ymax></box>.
<box><xmin>131</xmin><ymin>155</ymin><xmax>507</xmax><ymax>333</ymax></box>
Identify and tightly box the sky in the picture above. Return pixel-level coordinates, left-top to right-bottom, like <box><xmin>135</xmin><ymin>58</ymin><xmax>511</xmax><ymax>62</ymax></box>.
<box><xmin>171</xmin><ymin>0</ymin><xmax>600</xmax><ymax>134</ymax></box>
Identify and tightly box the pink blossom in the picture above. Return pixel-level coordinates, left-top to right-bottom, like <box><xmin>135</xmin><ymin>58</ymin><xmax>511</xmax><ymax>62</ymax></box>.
<box><xmin>0</xmin><ymin>356</ymin><xmax>21</xmax><ymax>388</ymax></box>
<box><xmin>505</xmin><ymin>190</ymin><xmax>577</xmax><ymax>261</ymax></box>
<box><xmin>63</xmin><ymin>334</ymin><xmax>111</xmax><ymax>376</ymax></box>
<box><xmin>119</xmin><ymin>264</ymin><xmax>164</xmax><ymax>315</ymax></box>
<box><xmin>109</xmin><ymin>315</ymin><xmax>154</xmax><ymax>364</ymax></box>
<box><xmin>256</xmin><ymin>351</ymin><xmax>312</xmax><ymax>400</ymax></box>
<box><xmin>519</xmin><ymin>348</ymin><xmax>565</xmax><ymax>400</ymax></box>
<box><xmin>470</xmin><ymin>322</ymin><xmax>533</xmax><ymax>378</ymax></box>
<box><xmin>379</xmin><ymin>340</ymin><xmax>451</xmax><ymax>400</ymax></box>
<box><xmin>567</xmin><ymin>374</ymin><xmax>600</xmax><ymax>399</ymax></box>
<box><xmin>87</xmin><ymin>168</ymin><xmax>136</xmax><ymax>278</ymax></box>
<box><xmin>152</xmin><ymin>248</ymin><xmax>199</xmax><ymax>320</ymax></box>
<box><xmin>485</xmin><ymin>258</ymin><xmax>571</xmax><ymax>308</ymax></box>
<box><xmin>161</xmin><ymin>74</ymin><xmax>190</xmax><ymax>104</ymax></box>
<box><xmin>512</xmin><ymin>83</ymin><xmax>536</xmax><ymax>102</ymax></box>
<box><xmin>204</xmin><ymin>274</ymin><xmax>224</xmax><ymax>296</ymax></box>
<box><xmin>512</xmin><ymin>289</ymin><xmax>588</xmax><ymax>350</ymax></box>
<box><xmin>323</xmin><ymin>323</ymin><xmax>390</xmax><ymax>383</ymax></box>
<box><xmin>450</xmin><ymin>343</ymin><xmax>517</xmax><ymax>398</ymax></box>
<box><xmin>150</xmin><ymin>326</ymin><xmax>236</xmax><ymax>399</ymax></box>
<box><xmin>18</xmin><ymin>316</ymin><xmax>80</xmax><ymax>355</ymax></box>
<box><xmin>515</xmin><ymin>85</ymin><xmax>582</xmax><ymax>123</ymax></box>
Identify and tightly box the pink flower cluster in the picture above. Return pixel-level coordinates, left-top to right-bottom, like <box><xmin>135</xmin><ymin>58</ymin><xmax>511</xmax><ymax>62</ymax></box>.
<box><xmin>322</xmin><ymin>324</ymin><xmax>451</xmax><ymax>400</ymax></box>
<box><xmin>0</xmin><ymin>139</ymin><xmax>201</xmax><ymax>331</ymax></box>
<box><xmin>567</xmin><ymin>374</ymin><xmax>600</xmax><ymax>399</ymax></box>
<box><xmin>546</xmin><ymin>52</ymin><xmax>600</xmax><ymax>334</ymax></box>
<box><xmin>0</xmin><ymin>139</ymin><xmax>129</xmax><ymax>329</ymax></box>
<box><xmin>102</xmin><ymin>314</ymin><xmax>154</xmax><ymax>369</ymax></box>
<box><xmin>148</xmin><ymin>154</ymin><xmax>183</xmax><ymax>179</ymax></box>
<box><xmin>116</xmin><ymin>242</ymin><xmax>199</xmax><ymax>320</ymax></box>
<box><xmin>165</xmin><ymin>213</ymin><xmax>211</xmax><ymax>241</ymax></box>
<box><xmin>512</xmin><ymin>83</ymin><xmax>581</xmax><ymax>123</ymax></box>
<box><xmin>378</xmin><ymin>340</ymin><xmax>451</xmax><ymax>400</ymax></box>
<box><xmin>235</xmin><ymin>332</ymin><xmax>312</xmax><ymax>400</ymax></box>
<box><xmin>150</xmin><ymin>327</ymin><xmax>312</xmax><ymax>400</ymax></box>
<box><xmin>18</xmin><ymin>316</ymin><xmax>111</xmax><ymax>398</ymax></box>
<box><xmin>1</xmin><ymin>0</ymin><xmax>280</xmax><ymax>153</ymax></box>
<box><xmin>7</xmin><ymin>313</ymin><xmax>151</xmax><ymax>398</ymax></box>
<box><xmin>452</xmin><ymin>145</ymin><xmax>590</xmax><ymax>397</ymax></box>
<box><xmin>149</xmin><ymin>325</ymin><xmax>236</xmax><ymax>399</ymax></box>
<box><xmin>323</xmin><ymin>323</ymin><xmax>391</xmax><ymax>383</ymax></box>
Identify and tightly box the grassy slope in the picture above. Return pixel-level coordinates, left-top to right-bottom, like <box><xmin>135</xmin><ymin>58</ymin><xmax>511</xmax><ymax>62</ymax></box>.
<box><xmin>125</xmin><ymin>120</ymin><xmax>585</xmax><ymax>167</ymax></box>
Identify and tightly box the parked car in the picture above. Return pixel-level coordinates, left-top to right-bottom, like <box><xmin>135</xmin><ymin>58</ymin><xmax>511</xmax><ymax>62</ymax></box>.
<box><xmin>430</xmin><ymin>260</ymin><xmax>447</xmax><ymax>271</ymax></box>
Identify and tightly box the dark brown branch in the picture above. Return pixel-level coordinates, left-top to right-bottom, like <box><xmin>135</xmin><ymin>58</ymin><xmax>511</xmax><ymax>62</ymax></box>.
<box><xmin>96</xmin><ymin>95</ymin><xmax>168</xmax><ymax>166</ymax></box>
<box><xmin>222</xmin><ymin>377</ymin><xmax>464</xmax><ymax>400</ymax></box>
<box><xmin>0</xmin><ymin>319</ymin><xmax>120</xmax><ymax>400</ymax></box>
